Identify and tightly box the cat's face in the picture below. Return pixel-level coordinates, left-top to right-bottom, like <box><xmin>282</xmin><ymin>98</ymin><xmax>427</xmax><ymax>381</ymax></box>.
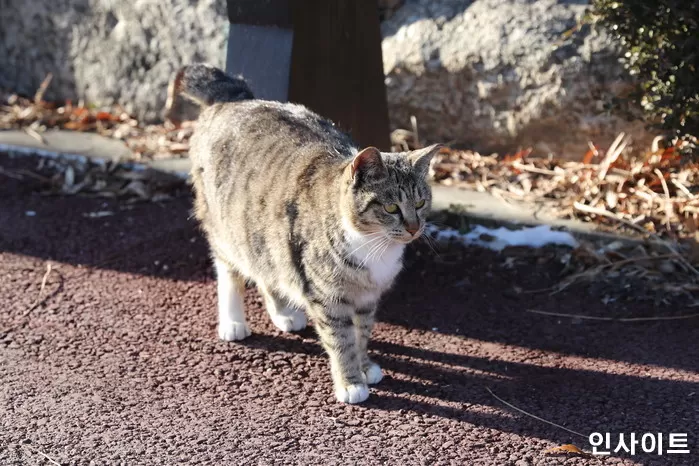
<box><xmin>344</xmin><ymin>145</ymin><xmax>442</xmax><ymax>244</ymax></box>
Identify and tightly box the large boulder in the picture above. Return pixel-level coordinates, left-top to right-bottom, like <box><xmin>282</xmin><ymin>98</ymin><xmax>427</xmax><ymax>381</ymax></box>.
<box><xmin>0</xmin><ymin>0</ymin><xmax>228</xmax><ymax>122</ymax></box>
<box><xmin>381</xmin><ymin>0</ymin><xmax>651</xmax><ymax>157</ymax></box>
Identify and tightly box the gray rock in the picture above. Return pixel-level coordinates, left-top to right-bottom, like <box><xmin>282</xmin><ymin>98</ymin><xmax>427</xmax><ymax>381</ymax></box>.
<box><xmin>0</xmin><ymin>0</ymin><xmax>228</xmax><ymax>122</ymax></box>
<box><xmin>381</xmin><ymin>0</ymin><xmax>651</xmax><ymax>157</ymax></box>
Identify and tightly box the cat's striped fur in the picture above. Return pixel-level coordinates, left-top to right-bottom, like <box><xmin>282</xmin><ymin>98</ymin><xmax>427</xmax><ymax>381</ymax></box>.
<box><xmin>177</xmin><ymin>64</ymin><xmax>441</xmax><ymax>403</ymax></box>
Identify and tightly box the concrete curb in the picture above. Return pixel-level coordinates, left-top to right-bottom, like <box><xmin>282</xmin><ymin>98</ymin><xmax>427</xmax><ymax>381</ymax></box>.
<box><xmin>0</xmin><ymin>129</ymin><xmax>641</xmax><ymax>246</ymax></box>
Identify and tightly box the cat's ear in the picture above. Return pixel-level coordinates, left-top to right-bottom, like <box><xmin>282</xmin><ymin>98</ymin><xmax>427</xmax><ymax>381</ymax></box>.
<box><xmin>408</xmin><ymin>144</ymin><xmax>443</xmax><ymax>178</ymax></box>
<box><xmin>350</xmin><ymin>147</ymin><xmax>388</xmax><ymax>184</ymax></box>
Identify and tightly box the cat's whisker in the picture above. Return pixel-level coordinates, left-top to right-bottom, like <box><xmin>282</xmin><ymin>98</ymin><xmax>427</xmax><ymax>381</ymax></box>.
<box><xmin>358</xmin><ymin>237</ymin><xmax>390</xmax><ymax>269</ymax></box>
<box><xmin>358</xmin><ymin>240</ymin><xmax>385</xmax><ymax>269</ymax></box>
<box><xmin>420</xmin><ymin>233</ymin><xmax>441</xmax><ymax>258</ymax></box>
<box><xmin>374</xmin><ymin>238</ymin><xmax>391</xmax><ymax>260</ymax></box>
<box><xmin>351</xmin><ymin>239</ymin><xmax>387</xmax><ymax>265</ymax></box>
<box><xmin>375</xmin><ymin>239</ymin><xmax>393</xmax><ymax>264</ymax></box>
<box><xmin>346</xmin><ymin>233</ymin><xmax>386</xmax><ymax>258</ymax></box>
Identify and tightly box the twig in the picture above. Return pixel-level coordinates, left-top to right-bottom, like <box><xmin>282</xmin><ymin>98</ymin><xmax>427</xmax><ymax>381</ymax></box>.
<box><xmin>671</xmin><ymin>179</ymin><xmax>695</xmax><ymax>199</ymax></box>
<box><xmin>552</xmin><ymin>253</ymin><xmax>682</xmax><ymax>294</ymax></box>
<box><xmin>528</xmin><ymin>309</ymin><xmax>616</xmax><ymax>321</ymax></box>
<box><xmin>489</xmin><ymin>186</ymin><xmax>519</xmax><ymax>206</ymax></box>
<box><xmin>621</xmin><ymin>313</ymin><xmax>699</xmax><ymax>322</ymax></box>
<box><xmin>486</xmin><ymin>387</ymin><xmax>588</xmax><ymax>439</ymax></box>
<box><xmin>410</xmin><ymin>115</ymin><xmax>420</xmax><ymax>148</ymax></box>
<box><xmin>512</xmin><ymin>161</ymin><xmax>559</xmax><ymax>176</ymax></box>
<box><xmin>551</xmin><ymin>267</ymin><xmax>604</xmax><ymax>295</ymax></box>
<box><xmin>15</xmin><ymin>169</ymin><xmax>52</xmax><ymax>183</ymax></box>
<box><xmin>573</xmin><ymin>201</ymin><xmax>699</xmax><ymax>277</ymax></box>
<box><xmin>573</xmin><ymin>201</ymin><xmax>648</xmax><ymax>235</ymax></box>
<box><xmin>21</xmin><ymin>443</ymin><xmax>61</xmax><ymax>466</ymax></box>
<box><xmin>2</xmin><ymin>266</ymin><xmax>64</xmax><ymax>336</ymax></box>
<box><xmin>654</xmin><ymin>168</ymin><xmax>672</xmax><ymax>230</ymax></box>
<box><xmin>22</xmin><ymin>263</ymin><xmax>53</xmax><ymax>317</ymax></box>
<box><xmin>598</xmin><ymin>132</ymin><xmax>629</xmax><ymax>181</ymax></box>
<box><xmin>34</xmin><ymin>73</ymin><xmax>53</xmax><ymax>105</ymax></box>
<box><xmin>586</xmin><ymin>140</ymin><xmax>599</xmax><ymax>158</ymax></box>
<box><xmin>0</xmin><ymin>167</ymin><xmax>24</xmax><ymax>180</ymax></box>
<box><xmin>607</xmin><ymin>253</ymin><xmax>676</xmax><ymax>270</ymax></box>
<box><xmin>519</xmin><ymin>286</ymin><xmax>556</xmax><ymax>294</ymax></box>
<box><xmin>527</xmin><ymin>309</ymin><xmax>699</xmax><ymax>322</ymax></box>
<box><xmin>24</xmin><ymin>126</ymin><xmax>47</xmax><ymax>145</ymax></box>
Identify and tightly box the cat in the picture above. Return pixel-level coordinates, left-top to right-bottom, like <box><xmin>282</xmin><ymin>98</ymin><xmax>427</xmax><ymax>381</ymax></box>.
<box><xmin>173</xmin><ymin>64</ymin><xmax>441</xmax><ymax>404</ymax></box>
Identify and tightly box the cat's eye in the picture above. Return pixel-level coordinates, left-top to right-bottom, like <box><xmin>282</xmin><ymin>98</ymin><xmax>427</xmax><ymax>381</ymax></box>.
<box><xmin>415</xmin><ymin>199</ymin><xmax>426</xmax><ymax>209</ymax></box>
<box><xmin>384</xmin><ymin>203</ymin><xmax>399</xmax><ymax>214</ymax></box>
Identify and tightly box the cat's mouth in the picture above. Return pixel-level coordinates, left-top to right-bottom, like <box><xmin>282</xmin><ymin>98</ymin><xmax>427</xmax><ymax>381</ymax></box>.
<box><xmin>390</xmin><ymin>230</ymin><xmax>423</xmax><ymax>244</ymax></box>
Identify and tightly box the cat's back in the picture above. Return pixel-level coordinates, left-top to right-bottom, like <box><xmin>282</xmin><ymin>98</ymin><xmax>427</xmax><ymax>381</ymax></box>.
<box><xmin>190</xmin><ymin>99</ymin><xmax>356</xmax><ymax>170</ymax></box>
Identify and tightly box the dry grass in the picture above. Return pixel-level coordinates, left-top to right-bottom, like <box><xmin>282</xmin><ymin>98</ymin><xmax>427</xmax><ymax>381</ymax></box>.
<box><xmin>429</xmin><ymin>138</ymin><xmax>698</xmax><ymax>243</ymax></box>
<box><xmin>1</xmin><ymin>84</ymin><xmax>193</xmax><ymax>161</ymax></box>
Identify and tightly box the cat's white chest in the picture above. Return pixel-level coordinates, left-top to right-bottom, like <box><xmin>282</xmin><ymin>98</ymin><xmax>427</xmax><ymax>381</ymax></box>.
<box><xmin>343</xmin><ymin>224</ymin><xmax>405</xmax><ymax>289</ymax></box>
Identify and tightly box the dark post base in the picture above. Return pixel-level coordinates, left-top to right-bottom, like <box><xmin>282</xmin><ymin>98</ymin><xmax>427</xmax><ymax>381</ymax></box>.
<box><xmin>226</xmin><ymin>24</ymin><xmax>293</xmax><ymax>102</ymax></box>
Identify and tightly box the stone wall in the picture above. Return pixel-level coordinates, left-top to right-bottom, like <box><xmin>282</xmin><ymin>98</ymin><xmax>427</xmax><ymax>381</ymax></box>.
<box><xmin>0</xmin><ymin>0</ymin><xmax>228</xmax><ymax>122</ymax></box>
<box><xmin>0</xmin><ymin>0</ymin><xmax>650</xmax><ymax>156</ymax></box>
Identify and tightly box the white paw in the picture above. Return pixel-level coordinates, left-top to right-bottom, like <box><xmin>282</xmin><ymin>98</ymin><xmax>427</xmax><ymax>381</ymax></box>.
<box><xmin>270</xmin><ymin>309</ymin><xmax>307</xmax><ymax>332</ymax></box>
<box><xmin>335</xmin><ymin>383</ymin><xmax>370</xmax><ymax>404</ymax></box>
<box><xmin>218</xmin><ymin>321</ymin><xmax>251</xmax><ymax>341</ymax></box>
<box><xmin>363</xmin><ymin>363</ymin><xmax>384</xmax><ymax>385</ymax></box>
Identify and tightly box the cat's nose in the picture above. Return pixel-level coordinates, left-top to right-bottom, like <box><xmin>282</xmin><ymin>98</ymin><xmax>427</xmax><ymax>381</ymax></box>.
<box><xmin>405</xmin><ymin>224</ymin><xmax>419</xmax><ymax>236</ymax></box>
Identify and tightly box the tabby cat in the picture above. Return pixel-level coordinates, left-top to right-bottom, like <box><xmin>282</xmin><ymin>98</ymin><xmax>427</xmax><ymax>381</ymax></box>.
<box><xmin>174</xmin><ymin>64</ymin><xmax>441</xmax><ymax>404</ymax></box>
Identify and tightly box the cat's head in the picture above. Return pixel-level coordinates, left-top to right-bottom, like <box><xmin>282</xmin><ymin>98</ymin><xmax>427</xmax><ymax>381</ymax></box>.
<box><xmin>342</xmin><ymin>144</ymin><xmax>443</xmax><ymax>244</ymax></box>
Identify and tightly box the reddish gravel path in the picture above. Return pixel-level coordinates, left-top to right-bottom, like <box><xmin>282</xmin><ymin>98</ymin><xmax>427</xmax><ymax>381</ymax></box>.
<box><xmin>1</xmin><ymin>154</ymin><xmax>697</xmax><ymax>465</ymax></box>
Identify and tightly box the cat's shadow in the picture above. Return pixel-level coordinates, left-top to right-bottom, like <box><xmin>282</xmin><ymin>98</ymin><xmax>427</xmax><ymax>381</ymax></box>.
<box><xmin>243</xmin><ymin>331</ymin><xmax>698</xmax><ymax>449</ymax></box>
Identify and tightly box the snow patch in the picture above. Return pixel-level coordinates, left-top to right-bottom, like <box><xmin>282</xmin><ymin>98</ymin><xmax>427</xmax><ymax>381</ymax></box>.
<box><xmin>427</xmin><ymin>224</ymin><xmax>577</xmax><ymax>251</ymax></box>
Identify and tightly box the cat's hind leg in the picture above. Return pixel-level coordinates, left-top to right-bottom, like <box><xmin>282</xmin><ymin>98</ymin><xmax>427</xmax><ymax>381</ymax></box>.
<box><xmin>259</xmin><ymin>284</ymin><xmax>307</xmax><ymax>332</ymax></box>
<box><xmin>215</xmin><ymin>258</ymin><xmax>251</xmax><ymax>341</ymax></box>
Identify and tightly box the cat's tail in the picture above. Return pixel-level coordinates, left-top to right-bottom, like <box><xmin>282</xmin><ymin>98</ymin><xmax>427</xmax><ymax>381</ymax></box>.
<box><xmin>166</xmin><ymin>64</ymin><xmax>254</xmax><ymax>110</ymax></box>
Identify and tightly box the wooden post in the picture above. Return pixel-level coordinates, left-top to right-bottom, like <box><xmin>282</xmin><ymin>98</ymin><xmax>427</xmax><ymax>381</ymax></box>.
<box><xmin>226</xmin><ymin>0</ymin><xmax>391</xmax><ymax>150</ymax></box>
<box><xmin>289</xmin><ymin>0</ymin><xmax>391</xmax><ymax>150</ymax></box>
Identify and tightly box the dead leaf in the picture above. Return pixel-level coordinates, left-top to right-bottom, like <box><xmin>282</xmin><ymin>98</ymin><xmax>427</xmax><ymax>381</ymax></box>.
<box><xmin>63</xmin><ymin>121</ymin><xmax>86</xmax><ymax>130</ymax></box>
<box><xmin>543</xmin><ymin>444</ymin><xmax>587</xmax><ymax>455</ymax></box>
<box><xmin>582</xmin><ymin>148</ymin><xmax>595</xmax><ymax>164</ymax></box>
<box><xmin>502</xmin><ymin>148</ymin><xmax>532</xmax><ymax>164</ymax></box>
<box><xmin>95</xmin><ymin>111</ymin><xmax>115</xmax><ymax>122</ymax></box>
<box><xmin>71</xmin><ymin>107</ymin><xmax>89</xmax><ymax>118</ymax></box>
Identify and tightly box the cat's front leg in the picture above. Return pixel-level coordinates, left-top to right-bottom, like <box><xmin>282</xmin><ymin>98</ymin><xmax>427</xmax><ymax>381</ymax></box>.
<box><xmin>313</xmin><ymin>305</ymin><xmax>369</xmax><ymax>404</ymax></box>
<box><xmin>354</xmin><ymin>307</ymin><xmax>383</xmax><ymax>385</ymax></box>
